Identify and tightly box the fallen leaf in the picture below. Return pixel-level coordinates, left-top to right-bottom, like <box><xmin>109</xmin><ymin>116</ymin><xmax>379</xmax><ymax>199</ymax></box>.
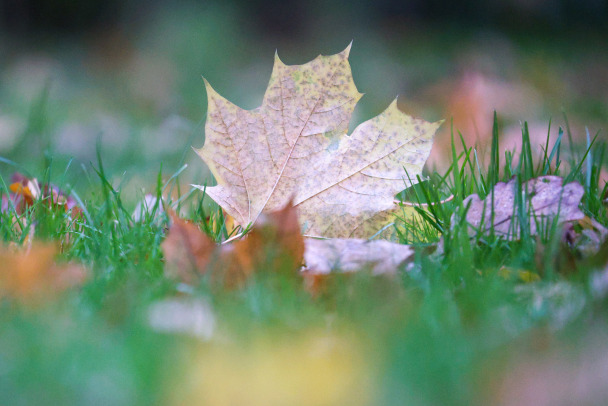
<box><xmin>161</xmin><ymin>212</ymin><xmax>216</xmax><ymax>283</ymax></box>
<box><xmin>1</xmin><ymin>172</ymin><xmax>81</xmax><ymax>217</ymax></box>
<box><xmin>303</xmin><ymin>238</ymin><xmax>414</xmax><ymax>275</ymax></box>
<box><xmin>230</xmin><ymin>201</ymin><xmax>304</xmax><ymax>282</ymax></box>
<box><xmin>4</xmin><ymin>173</ymin><xmax>40</xmax><ymax>214</ymax></box>
<box><xmin>195</xmin><ymin>45</ymin><xmax>440</xmax><ymax>239</ymax></box>
<box><xmin>0</xmin><ymin>243</ymin><xmax>89</xmax><ymax>304</ymax></box>
<box><xmin>301</xmin><ymin>238</ymin><xmax>415</xmax><ymax>295</ymax></box>
<box><xmin>161</xmin><ymin>203</ymin><xmax>304</xmax><ymax>286</ymax></box>
<box><xmin>460</xmin><ymin>176</ymin><xmax>585</xmax><ymax>238</ymax></box>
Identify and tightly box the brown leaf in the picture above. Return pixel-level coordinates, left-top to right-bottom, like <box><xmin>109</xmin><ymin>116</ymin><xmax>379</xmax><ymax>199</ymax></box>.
<box><xmin>0</xmin><ymin>243</ymin><xmax>88</xmax><ymax>304</ymax></box>
<box><xmin>161</xmin><ymin>212</ymin><xmax>216</xmax><ymax>283</ymax></box>
<box><xmin>460</xmin><ymin>176</ymin><xmax>585</xmax><ymax>238</ymax></box>
<box><xmin>161</xmin><ymin>204</ymin><xmax>304</xmax><ymax>287</ymax></box>
<box><xmin>232</xmin><ymin>201</ymin><xmax>304</xmax><ymax>277</ymax></box>
<box><xmin>194</xmin><ymin>45</ymin><xmax>440</xmax><ymax>239</ymax></box>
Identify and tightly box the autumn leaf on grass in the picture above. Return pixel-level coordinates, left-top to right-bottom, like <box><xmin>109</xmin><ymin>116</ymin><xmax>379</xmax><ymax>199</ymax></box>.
<box><xmin>459</xmin><ymin>176</ymin><xmax>585</xmax><ymax>238</ymax></box>
<box><xmin>301</xmin><ymin>238</ymin><xmax>415</xmax><ymax>294</ymax></box>
<box><xmin>194</xmin><ymin>45</ymin><xmax>441</xmax><ymax>239</ymax></box>
<box><xmin>2</xmin><ymin>173</ymin><xmax>83</xmax><ymax>249</ymax></box>
<box><xmin>303</xmin><ymin>238</ymin><xmax>414</xmax><ymax>275</ymax></box>
<box><xmin>0</xmin><ymin>243</ymin><xmax>88</xmax><ymax>305</ymax></box>
<box><xmin>1</xmin><ymin>172</ymin><xmax>81</xmax><ymax>216</ymax></box>
<box><xmin>161</xmin><ymin>204</ymin><xmax>304</xmax><ymax>286</ymax></box>
<box><xmin>161</xmin><ymin>212</ymin><xmax>217</xmax><ymax>283</ymax></box>
<box><xmin>226</xmin><ymin>200</ymin><xmax>304</xmax><ymax>284</ymax></box>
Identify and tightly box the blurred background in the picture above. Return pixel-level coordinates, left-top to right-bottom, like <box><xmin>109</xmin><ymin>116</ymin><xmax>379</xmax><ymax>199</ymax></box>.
<box><xmin>0</xmin><ymin>0</ymin><xmax>607</xmax><ymax>188</ymax></box>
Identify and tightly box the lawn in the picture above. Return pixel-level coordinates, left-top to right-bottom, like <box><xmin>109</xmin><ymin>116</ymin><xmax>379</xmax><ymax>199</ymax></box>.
<box><xmin>1</xmin><ymin>5</ymin><xmax>608</xmax><ymax>404</ymax></box>
<box><xmin>2</xmin><ymin>111</ymin><xmax>607</xmax><ymax>404</ymax></box>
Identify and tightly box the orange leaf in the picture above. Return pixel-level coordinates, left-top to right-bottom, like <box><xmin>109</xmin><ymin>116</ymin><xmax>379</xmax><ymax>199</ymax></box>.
<box><xmin>227</xmin><ymin>202</ymin><xmax>304</xmax><ymax>286</ymax></box>
<box><xmin>161</xmin><ymin>203</ymin><xmax>304</xmax><ymax>287</ymax></box>
<box><xmin>161</xmin><ymin>212</ymin><xmax>216</xmax><ymax>283</ymax></box>
<box><xmin>0</xmin><ymin>243</ymin><xmax>88</xmax><ymax>304</ymax></box>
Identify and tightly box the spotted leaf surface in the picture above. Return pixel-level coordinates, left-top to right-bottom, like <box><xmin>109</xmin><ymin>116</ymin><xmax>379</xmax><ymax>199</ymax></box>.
<box><xmin>195</xmin><ymin>45</ymin><xmax>440</xmax><ymax>238</ymax></box>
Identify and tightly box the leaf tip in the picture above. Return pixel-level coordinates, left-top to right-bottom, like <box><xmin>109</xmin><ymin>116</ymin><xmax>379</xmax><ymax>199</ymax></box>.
<box><xmin>388</xmin><ymin>97</ymin><xmax>401</xmax><ymax>111</ymax></box>
<box><xmin>202</xmin><ymin>77</ymin><xmax>218</xmax><ymax>98</ymax></box>
<box><xmin>431</xmin><ymin>119</ymin><xmax>445</xmax><ymax>133</ymax></box>
<box><xmin>342</xmin><ymin>41</ymin><xmax>353</xmax><ymax>58</ymax></box>
<box><xmin>274</xmin><ymin>50</ymin><xmax>285</xmax><ymax>67</ymax></box>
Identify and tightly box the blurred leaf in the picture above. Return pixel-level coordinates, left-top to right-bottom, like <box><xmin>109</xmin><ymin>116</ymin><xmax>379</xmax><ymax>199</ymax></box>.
<box><xmin>303</xmin><ymin>238</ymin><xmax>414</xmax><ymax>275</ymax></box>
<box><xmin>161</xmin><ymin>211</ymin><xmax>216</xmax><ymax>283</ymax></box>
<box><xmin>147</xmin><ymin>298</ymin><xmax>216</xmax><ymax>340</ymax></box>
<box><xmin>302</xmin><ymin>237</ymin><xmax>415</xmax><ymax>295</ymax></box>
<box><xmin>0</xmin><ymin>243</ymin><xmax>88</xmax><ymax>304</ymax></box>
<box><xmin>1</xmin><ymin>172</ymin><xmax>81</xmax><ymax>217</ymax></box>
<box><xmin>169</xmin><ymin>331</ymin><xmax>374</xmax><ymax>406</ymax></box>
<box><xmin>161</xmin><ymin>203</ymin><xmax>304</xmax><ymax>286</ymax></box>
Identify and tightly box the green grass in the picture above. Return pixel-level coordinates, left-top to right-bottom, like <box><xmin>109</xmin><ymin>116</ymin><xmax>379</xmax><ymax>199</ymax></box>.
<box><xmin>1</xmin><ymin>114</ymin><xmax>607</xmax><ymax>405</ymax></box>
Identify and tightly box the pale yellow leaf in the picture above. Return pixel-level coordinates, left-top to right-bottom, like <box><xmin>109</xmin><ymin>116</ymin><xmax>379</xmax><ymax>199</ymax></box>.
<box><xmin>195</xmin><ymin>45</ymin><xmax>440</xmax><ymax>238</ymax></box>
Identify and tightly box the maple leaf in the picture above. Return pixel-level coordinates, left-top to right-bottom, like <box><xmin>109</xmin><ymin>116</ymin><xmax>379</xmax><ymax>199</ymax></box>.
<box><xmin>194</xmin><ymin>45</ymin><xmax>441</xmax><ymax>238</ymax></box>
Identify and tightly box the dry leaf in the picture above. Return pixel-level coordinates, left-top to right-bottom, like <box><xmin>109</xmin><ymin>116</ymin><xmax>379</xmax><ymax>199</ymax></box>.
<box><xmin>301</xmin><ymin>238</ymin><xmax>415</xmax><ymax>295</ymax></box>
<box><xmin>161</xmin><ymin>212</ymin><xmax>216</xmax><ymax>283</ymax></box>
<box><xmin>227</xmin><ymin>203</ymin><xmax>304</xmax><ymax>286</ymax></box>
<box><xmin>460</xmin><ymin>176</ymin><xmax>585</xmax><ymax>238</ymax></box>
<box><xmin>1</xmin><ymin>172</ymin><xmax>81</xmax><ymax>217</ymax></box>
<box><xmin>0</xmin><ymin>243</ymin><xmax>88</xmax><ymax>304</ymax></box>
<box><xmin>161</xmin><ymin>204</ymin><xmax>304</xmax><ymax>286</ymax></box>
<box><xmin>303</xmin><ymin>238</ymin><xmax>414</xmax><ymax>275</ymax></box>
<box><xmin>195</xmin><ymin>45</ymin><xmax>440</xmax><ymax>239</ymax></box>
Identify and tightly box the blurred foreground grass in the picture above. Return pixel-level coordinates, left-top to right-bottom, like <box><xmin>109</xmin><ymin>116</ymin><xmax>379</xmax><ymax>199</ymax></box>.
<box><xmin>1</xmin><ymin>116</ymin><xmax>607</xmax><ymax>404</ymax></box>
